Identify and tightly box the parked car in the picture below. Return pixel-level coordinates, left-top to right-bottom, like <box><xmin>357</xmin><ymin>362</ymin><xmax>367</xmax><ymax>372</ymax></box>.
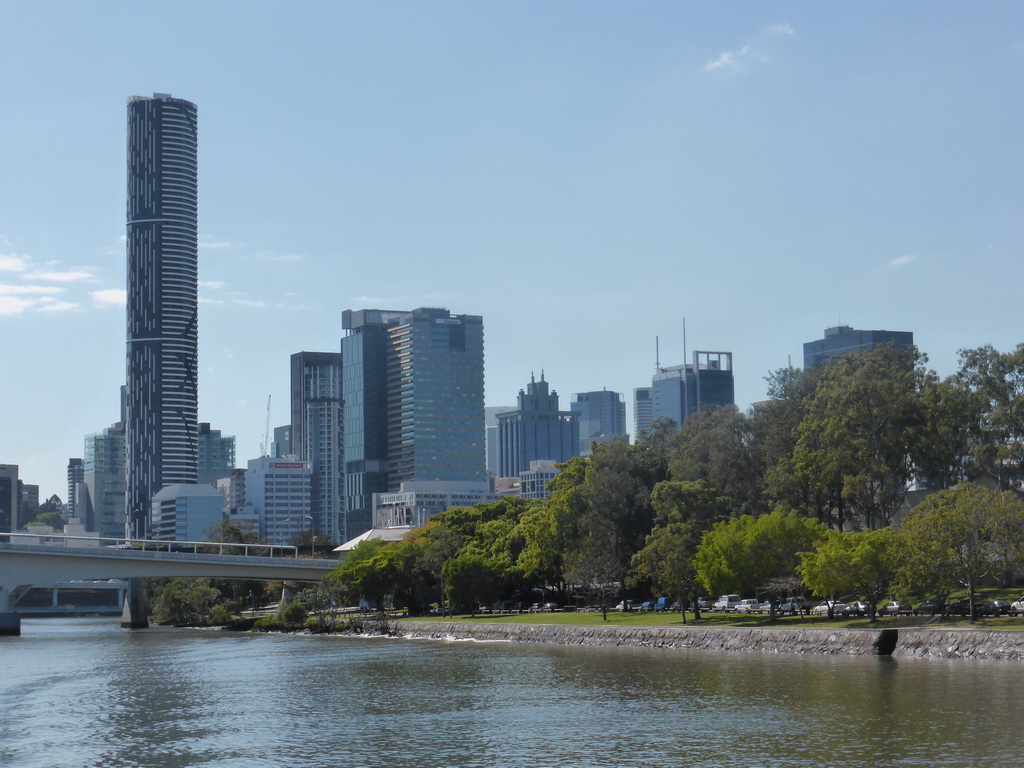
<box><xmin>1010</xmin><ymin>597</ymin><xmax>1024</xmax><ymax>616</ymax></box>
<box><xmin>713</xmin><ymin>594</ymin><xmax>742</xmax><ymax>612</ymax></box>
<box><xmin>879</xmin><ymin>600</ymin><xmax>912</xmax><ymax>616</ymax></box>
<box><xmin>778</xmin><ymin>596</ymin><xmax>813</xmax><ymax>615</ymax></box>
<box><xmin>913</xmin><ymin>599</ymin><xmax>945</xmax><ymax>616</ymax></box>
<box><xmin>734</xmin><ymin>599</ymin><xmax>762</xmax><ymax>613</ymax></box>
<box><xmin>945</xmin><ymin>600</ymin><xmax>972</xmax><ymax>617</ymax></box>
<box><xmin>696</xmin><ymin>596</ymin><xmax>716</xmax><ymax>612</ymax></box>
<box><xmin>843</xmin><ymin>601</ymin><xmax>871</xmax><ymax>617</ymax></box>
<box><xmin>541</xmin><ymin>602</ymin><xmax>560</xmax><ymax>612</ymax></box>
<box><xmin>976</xmin><ymin>602</ymin><xmax>1001</xmax><ymax>617</ymax></box>
<box><xmin>992</xmin><ymin>599</ymin><xmax>1012</xmax><ymax>615</ymax></box>
<box><xmin>760</xmin><ymin>601</ymin><xmax>774</xmax><ymax>613</ymax></box>
<box><xmin>810</xmin><ymin>600</ymin><xmax>844</xmax><ymax>616</ymax></box>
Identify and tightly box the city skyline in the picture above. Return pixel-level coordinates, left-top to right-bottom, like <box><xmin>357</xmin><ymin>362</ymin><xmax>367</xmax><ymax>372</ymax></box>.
<box><xmin>2</xmin><ymin>4</ymin><xmax>1023</xmax><ymax>499</ymax></box>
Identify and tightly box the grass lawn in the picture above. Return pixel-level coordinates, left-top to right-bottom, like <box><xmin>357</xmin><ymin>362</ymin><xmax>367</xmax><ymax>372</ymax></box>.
<box><xmin>397</xmin><ymin>592</ymin><xmax>1024</xmax><ymax>631</ymax></box>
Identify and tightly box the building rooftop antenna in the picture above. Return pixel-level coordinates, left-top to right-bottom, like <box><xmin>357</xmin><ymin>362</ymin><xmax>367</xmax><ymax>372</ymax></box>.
<box><xmin>683</xmin><ymin>317</ymin><xmax>688</xmax><ymax>367</ymax></box>
<box><xmin>260</xmin><ymin>395</ymin><xmax>271</xmax><ymax>457</ymax></box>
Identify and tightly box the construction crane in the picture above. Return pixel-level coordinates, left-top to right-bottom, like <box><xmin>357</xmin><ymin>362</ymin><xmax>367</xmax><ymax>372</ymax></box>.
<box><xmin>260</xmin><ymin>395</ymin><xmax>271</xmax><ymax>457</ymax></box>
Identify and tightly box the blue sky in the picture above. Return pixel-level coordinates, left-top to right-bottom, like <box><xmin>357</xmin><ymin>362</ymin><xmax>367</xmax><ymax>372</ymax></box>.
<box><xmin>2</xmin><ymin>2</ymin><xmax>1022</xmax><ymax>500</ymax></box>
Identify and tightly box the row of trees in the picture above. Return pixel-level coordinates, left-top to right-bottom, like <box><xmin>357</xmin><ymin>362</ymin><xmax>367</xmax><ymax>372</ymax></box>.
<box><xmin>698</xmin><ymin>484</ymin><xmax>1024</xmax><ymax>620</ymax></box>
<box><xmin>328</xmin><ymin>342</ymin><xmax>1024</xmax><ymax>615</ymax></box>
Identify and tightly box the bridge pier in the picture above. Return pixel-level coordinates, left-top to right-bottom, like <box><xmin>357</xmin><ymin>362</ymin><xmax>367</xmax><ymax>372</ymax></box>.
<box><xmin>1</xmin><ymin>585</ymin><xmax>23</xmax><ymax>635</ymax></box>
<box><xmin>0</xmin><ymin>612</ymin><xmax>19</xmax><ymax>636</ymax></box>
<box><xmin>120</xmin><ymin>578</ymin><xmax>149</xmax><ymax>629</ymax></box>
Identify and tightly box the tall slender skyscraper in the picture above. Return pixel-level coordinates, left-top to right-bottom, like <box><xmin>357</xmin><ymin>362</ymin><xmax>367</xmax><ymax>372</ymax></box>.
<box><xmin>291</xmin><ymin>351</ymin><xmax>344</xmax><ymax>543</ymax></box>
<box><xmin>125</xmin><ymin>94</ymin><xmax>199</xmax><ymax>537</ymax></box>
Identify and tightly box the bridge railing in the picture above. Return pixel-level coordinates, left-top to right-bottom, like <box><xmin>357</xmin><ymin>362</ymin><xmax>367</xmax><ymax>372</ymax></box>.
<box><xmin>2</xmin><ymin>533</ymin><xmax>300</xmax><ymax>559</ymax></box>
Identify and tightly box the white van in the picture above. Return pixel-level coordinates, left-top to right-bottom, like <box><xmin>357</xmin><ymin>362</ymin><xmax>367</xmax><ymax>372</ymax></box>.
<box><xmin>713</xmin><ymin>594</ymin><xmax>742</xmax><ymax>612</ymax></box>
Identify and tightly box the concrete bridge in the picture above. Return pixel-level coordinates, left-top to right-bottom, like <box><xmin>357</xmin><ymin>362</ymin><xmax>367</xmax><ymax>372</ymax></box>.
<box><xmin>0</xmin><ymin>534</ymin><xmax>338</xmax><ymax>635</ymax></box>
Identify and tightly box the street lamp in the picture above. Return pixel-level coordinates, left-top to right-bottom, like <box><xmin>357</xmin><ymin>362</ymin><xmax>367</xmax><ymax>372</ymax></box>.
<box><xmin>284</xmin><ymin>515</ymin><xmax>315</xmax><ymax>558</ymax></box>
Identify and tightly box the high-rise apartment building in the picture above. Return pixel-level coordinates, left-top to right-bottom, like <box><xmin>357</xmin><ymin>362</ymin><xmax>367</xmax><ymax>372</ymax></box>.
<box><xmin>290</xmin><ymin>352</ymin><xmax>344</xmax><ymax>543</ymax></box>
<box><xmin>496</xmin><ymin>373</ymin><xmax>579</xmax><ymax>478</ymax></box>
<box><xmin>803</xmin><ymin>326</ymin><xmax>914</xmax><ymax>368</ymax></box>
<box><xmin>651</xmin><ymin>351</ymin><xmax>734</xmax><ymax>428</ymax></box>
<box><xmin>66</xmin><ymin>458</ymin><xmax>84</xmax><ymax>521</ymax></box>
<box><xmin>341</xmin><ymin>307</ymin><xmax>485</xmax><ymax>540</ymax></box>
<box><xmin>633</xmin><ymin>387</ymin><xmax>653</xmax><ymax>439</ymax></box>
<box><xmin>125</xmin><ymin>93</ymin><xmax>200</xmax><ymax>537</ymax></box>
<box><xmin>570</xmin><ymin>389</ymin><xmax>627</xmax><ymax>456</ymax></box>
<box><xmin>0</xmin><ymin>464</ymin><xmax>18</xmax><ymax>533</ymax></box>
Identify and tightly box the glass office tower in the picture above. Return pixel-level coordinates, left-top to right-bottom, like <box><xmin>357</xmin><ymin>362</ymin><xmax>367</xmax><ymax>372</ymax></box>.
<box><xmin>341</xmin><ymin>308</ymin><xmax>485</xmax><ymax>539</ymax></box>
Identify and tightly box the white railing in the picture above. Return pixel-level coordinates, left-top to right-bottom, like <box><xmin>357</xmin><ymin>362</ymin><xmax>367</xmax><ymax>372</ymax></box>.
<box><xmin>2</xmin><ymin>532</ymin><xmax>299</xmax><ymax>559</ymax></box>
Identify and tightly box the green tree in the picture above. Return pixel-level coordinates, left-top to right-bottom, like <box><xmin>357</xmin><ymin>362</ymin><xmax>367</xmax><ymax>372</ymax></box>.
<box><xmin>956</xmin><ymin>344</ymin><xmax>1024</xmax><ymax>489</ymax></box>
<box><xmin>798</xmin><ymin>528</ymin><xmax>898</xmax><ymax>620</ymax></box>
<box><xmin>150</xmin><ymin>578</ymin><xmax>229</xmax><ymax>626</ymax></box>
<box><xmin>695</xmin><ymin>508</ymin><xmax>829</xmax><ymax>599</ymax></box>
<box><xmin>910</xmin><ymin>375</ymin><xmax>985</xmax><ymax>490</ymax></box>
<box><xmin>668</xmin><ymin>406</ymin><xmax>764</xmax><ymax>516</ymax></box>
<box><xmin>896</xmin><ymin>483</ymin><xmax>1024</xmax><ymax>618</ymax></box>
<box><xmin>627</xmin><ymin>481</ymin><xmax>728</xmax><ymax>621</ymax></box>
<box><xmin>324</xmin><ymin>538</ymin><xmax>398</xmax><ymax>609</ymax></box>
<box><xmin>29</xmin><ymin>494</ymin><xmax>65</xmax><ymax>529</ymax></box>
<box><xmin>568</xmin><ymin>440</ymin><xmax>669</xmax><ymax>585</ymax></box>
<box><xmin>443</xmin><ymin>551</ymin><xmax>501</xmax><ymax>615</ymax></box>
<box><xmin>774</xmin><ymin>345</ymin><xmax>924</xmax><ymax>530</ymax></box>
<box><xmin>206</xmin><ymin>519</ymin><xmax>260</xmax><ymax>544</ymax></box>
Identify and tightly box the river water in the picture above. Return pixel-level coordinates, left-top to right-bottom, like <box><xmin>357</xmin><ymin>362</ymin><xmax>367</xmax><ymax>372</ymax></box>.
<box><xmin>2</xmin><ymin>618</ymin><xmax>1022</xmax><ymax>768</ymax></box>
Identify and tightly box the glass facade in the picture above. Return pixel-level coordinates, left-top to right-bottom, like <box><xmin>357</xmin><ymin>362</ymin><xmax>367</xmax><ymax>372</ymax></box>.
<box><xmin>290</xmin><ymin>352</ymin><xmax>344</xmax><ymax>542</ymax></box>
<box><xmin>341</xmin><ymin>308</ymin><xmax>485</xmax><ymax>539</ymax></box>
<box><xmin>651</xmin><ymin>351</ymin><xmax>734</xmax><ymax>428</ymax></box>
<box><xmin>570</xmin><ymin>389</ymin><xmax>627</xmax><ymax>456</ymax></box>
<box><xmin>125</xmin><ymin>94</ymin><xmax>199</xmax><ymax>537</ymax></box>
<box><xmin>803</xmin><ymin>326</ymin><xmax>914</xmax><ymax>368</ymax></box>
<box><xmin>496</xmin><ymin>373</ymin><xmax>579</xmax><ymax>478</ymax></box>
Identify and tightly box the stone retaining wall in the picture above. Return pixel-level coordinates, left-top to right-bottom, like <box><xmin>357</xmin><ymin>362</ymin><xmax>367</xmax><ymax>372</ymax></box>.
<box><xmin>399</xmin><ymin>621</ymin><xmax>1024</xmax><ymax>660</ymax></box>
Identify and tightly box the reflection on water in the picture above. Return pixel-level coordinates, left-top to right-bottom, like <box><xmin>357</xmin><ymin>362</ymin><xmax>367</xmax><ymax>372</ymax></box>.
<box><xmin>2</xmin><ymin>618</ymin><xmax>1022</xmax><ymax>768</ymax></box>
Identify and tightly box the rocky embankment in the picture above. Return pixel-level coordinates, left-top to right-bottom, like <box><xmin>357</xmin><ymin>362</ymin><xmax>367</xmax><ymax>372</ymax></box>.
<box><xmin>399</xmin><ymin>620</ymin><xmax>1024</xmax><ymax>660</ymax></box>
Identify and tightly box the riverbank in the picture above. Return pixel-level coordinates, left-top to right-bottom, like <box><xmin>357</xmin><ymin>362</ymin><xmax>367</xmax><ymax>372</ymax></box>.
<box><xmin>398</xmin><ymin>620</ymin><xmax>1024</xmax><ymax>660</ymax></box>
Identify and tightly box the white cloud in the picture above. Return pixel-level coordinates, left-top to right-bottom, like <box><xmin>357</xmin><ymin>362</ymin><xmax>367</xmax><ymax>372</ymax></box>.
<box><xmin>233</xmin><ymin>298</ymin><xmax>267</xmax><ymax>308</ymax></box>
<box><xmin>199</xmin><ymin>297</ymin><xmax>226</xmax><ymax>305</ymax></box>
<box><xmin>25</xmin><ymin>269</ymin><xmax>96</xmax><ymax>283</ymax></box>
<box><xmin>0</xmin><ymin>283</ymin><xmax>64</xmax><ymax>295</ymax></box>
<box><xmin>764</xmin><ymin>23</ymin><xmax>795</xmax><ymax>38</ymax></box>
<box><xmin>0</xmin><ymin>296</ymin><xmax>37</xmax><ymax>315</ymax></box>
<box><xmin>36</xmin><ymin>299</ymin><xmax>80</xmax><ymax>313</ymax></box>
<box><xmin>199</xmin><ymin>240</ymin><xmax>242</xmax><ymax>250</ymax></box>
<box><xmin>888</xmin><ymin>254</ymin><xmax>917</xmax><ymax>269</ymax></box>
<box><xmin>0</xmin><ymin>254</ymin><xmax>31</xmax><ymax>273</ymax></box>
<box><xmin>91</xmin><ymin>288</ymin><xmax>127</xmax><ymax>307</ymax></box>
<box><xmin>703</xmin><ymin>45</ymin><xmax>769</xmax><ymax>74</ymax></box>
<box><xmin>199</xmin><ymin>280</ymin><xmax>225</xmax><ymax>289</ymax></box>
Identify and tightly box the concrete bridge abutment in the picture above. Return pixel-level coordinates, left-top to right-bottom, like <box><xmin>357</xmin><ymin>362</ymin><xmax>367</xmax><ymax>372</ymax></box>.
<box><xmin>120</xmin><ymin>578</ymin><xmax>149</xmax><ymax>629</ymax></box>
